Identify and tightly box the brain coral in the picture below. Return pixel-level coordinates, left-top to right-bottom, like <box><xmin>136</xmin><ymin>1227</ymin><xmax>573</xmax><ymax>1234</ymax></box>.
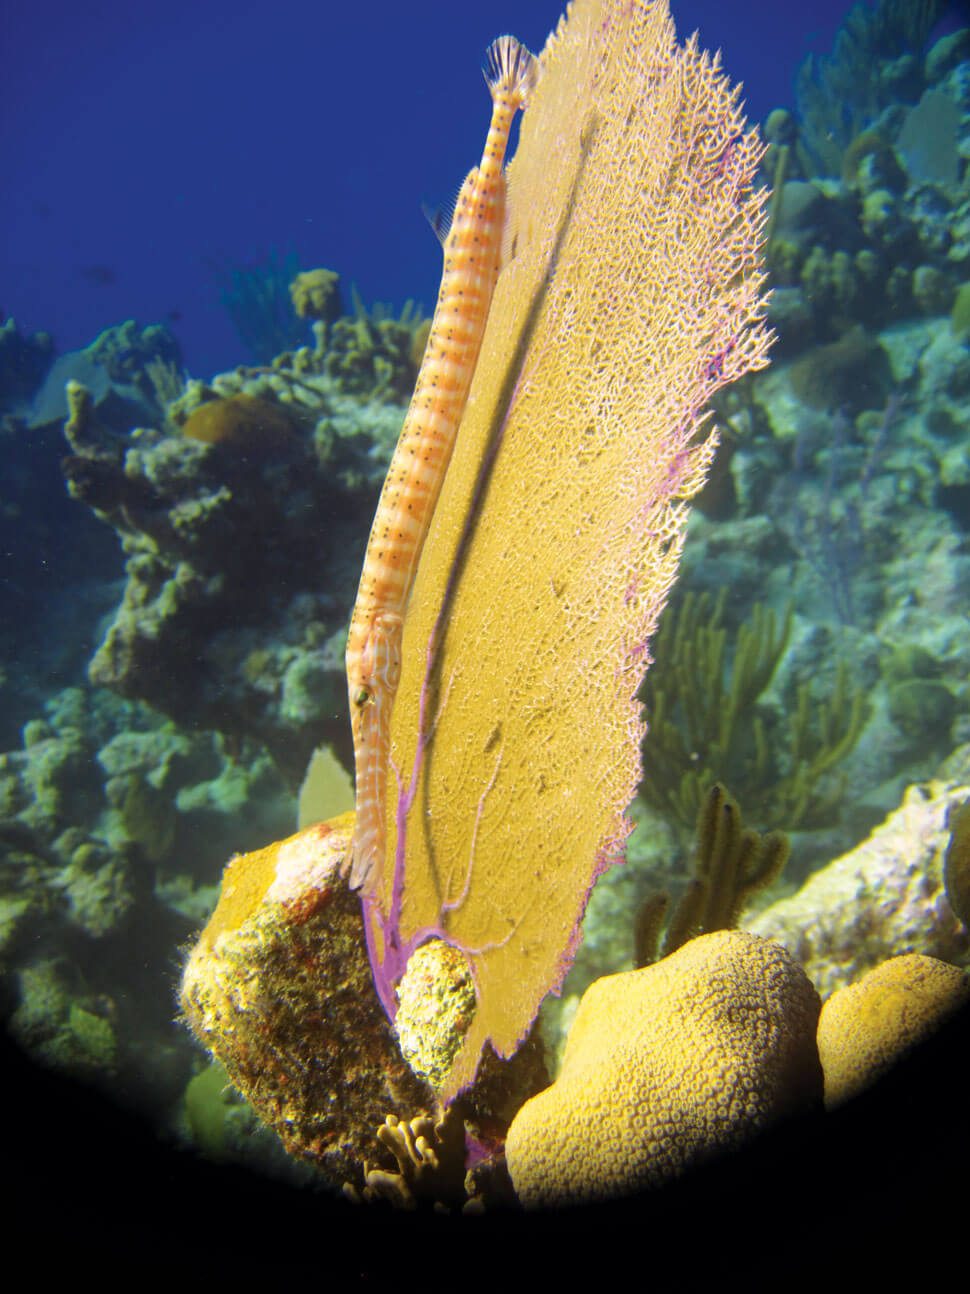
<box><xmin>505</xmin><ymin>930</ymin><xmax>822</xmax><ymax>1206</ymax></box>
<box><xmin>816</xmin><ymin>953</ymin><xmax>970</xmax><ymax>1108</ymax></box>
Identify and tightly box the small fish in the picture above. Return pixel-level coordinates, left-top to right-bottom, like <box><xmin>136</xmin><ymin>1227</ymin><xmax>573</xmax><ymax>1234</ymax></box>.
<box><xmin>78</xmin><ymin>264</ymin><xmax>117</xmax><ymax>286</ymax></box>
<box><xmin>346</xmin><ymin>34</ymin><xmax>537</xmax><ymax>891</ymax></box>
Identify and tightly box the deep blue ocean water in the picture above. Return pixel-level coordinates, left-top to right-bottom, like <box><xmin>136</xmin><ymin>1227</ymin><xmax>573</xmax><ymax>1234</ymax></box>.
<box><xmin>3</xmin><ymin>0</ymin><xmax>874</xmax><ymax>375</ymax></box>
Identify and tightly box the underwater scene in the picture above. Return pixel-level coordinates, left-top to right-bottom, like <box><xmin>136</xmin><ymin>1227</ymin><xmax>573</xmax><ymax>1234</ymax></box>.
<box><xmin>2</xmin><ymin>0</ymin><xmax>969</xmax><ymax>1271</ymax></box>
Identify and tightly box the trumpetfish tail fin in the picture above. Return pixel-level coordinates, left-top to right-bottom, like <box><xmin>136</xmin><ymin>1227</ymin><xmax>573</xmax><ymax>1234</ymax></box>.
<box><xmin>484</xmin><ymin>35</ymin><xmax>537</xmax><ymax>108</ymax></box>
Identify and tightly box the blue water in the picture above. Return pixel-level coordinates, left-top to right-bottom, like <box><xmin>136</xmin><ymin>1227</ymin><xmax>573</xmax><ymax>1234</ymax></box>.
<box><xmin>3</xmin><ymin>0</ymin><xmax>859</xmax><ymax>376</ymax></box>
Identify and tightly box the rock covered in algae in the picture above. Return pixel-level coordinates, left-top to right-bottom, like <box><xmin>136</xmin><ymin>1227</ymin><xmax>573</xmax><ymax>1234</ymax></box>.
<box><xmin>505</xmin><ymin>930</ymin><xmax>822</xmax><ymax>1206</ymax></box>
<box><xmin>817</xmin><ymin>953</ymin><xmax>970</xmax><ymax>1109</ymax></box>
<box><xmin>180</xmin><ymin>813</ymin><xmax>431</xmax><ymax>1190</ymax></box>
<box><xmin>747</xmin><ymin>779</ymin><xmax>970</xmax><ymax>999</ymax></box>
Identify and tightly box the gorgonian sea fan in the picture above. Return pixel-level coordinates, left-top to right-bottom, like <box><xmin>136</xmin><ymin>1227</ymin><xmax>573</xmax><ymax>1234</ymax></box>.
<box><xmin>363</xmin><ymin>0</ymin><xmax>773</xmax><ymax>1100</ymax></box>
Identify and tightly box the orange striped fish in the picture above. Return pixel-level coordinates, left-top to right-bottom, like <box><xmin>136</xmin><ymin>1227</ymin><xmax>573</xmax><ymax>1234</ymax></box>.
<box><xmin>346</xmin><ymin>34</ymin><xmax>537</xmax><ymax>891</ymax></box>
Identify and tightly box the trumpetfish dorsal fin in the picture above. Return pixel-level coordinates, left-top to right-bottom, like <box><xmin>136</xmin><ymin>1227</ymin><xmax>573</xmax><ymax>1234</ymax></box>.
<box><xmin>423</xmin><ymin>199</ymin><xmax>453</xmax><ymax>248</ymax></box>
<box><xmin>345</xmin><ymin>35</ymin><xmax>536</xmax><ymax>893</ymax></box>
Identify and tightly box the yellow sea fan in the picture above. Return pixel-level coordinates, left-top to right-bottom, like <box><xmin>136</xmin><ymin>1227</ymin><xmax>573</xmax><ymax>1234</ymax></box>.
<box><xmin>369</xmin><ymin>0</ymin><xmax>772</xmax><ymax>1099</ymax></box>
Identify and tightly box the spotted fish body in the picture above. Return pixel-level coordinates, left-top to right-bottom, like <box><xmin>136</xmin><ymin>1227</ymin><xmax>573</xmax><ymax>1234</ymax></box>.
<box><xmin>346</xmin><ymin>36</ymin><xmax>537</xmax><ymax>891</ymax></box>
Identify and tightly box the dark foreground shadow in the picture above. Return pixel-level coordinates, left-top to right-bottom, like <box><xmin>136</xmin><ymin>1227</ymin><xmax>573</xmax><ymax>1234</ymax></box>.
<box><xmin>6</xmin><ymin>1000</ymin><xmax>968</xmax><ymax>1284</ymax></box>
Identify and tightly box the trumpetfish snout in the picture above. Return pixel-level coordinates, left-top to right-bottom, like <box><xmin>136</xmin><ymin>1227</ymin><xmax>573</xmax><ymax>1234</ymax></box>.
<box><xmin>345</xmin><ymin>35</ymin><xmax>537</xmax><ymax>892</ymax></box>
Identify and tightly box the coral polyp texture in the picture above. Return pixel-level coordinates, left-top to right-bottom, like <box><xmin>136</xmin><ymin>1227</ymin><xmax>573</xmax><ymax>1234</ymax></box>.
<box><xmin>375</xmin><ymin>0</ymin><xmax>772</xmax><ymax>1101</ymax></box>
<box><xmin>179</xmin><ymin>814</ymin><xmax>431</xmax><ymax>1189</ymax></box>
<box><xmin>505</xmin><ymin>931</ymin><xmax>822</xmax><ymax>1206</ymax></box>
<box><xmin>816</xmin><ymin>953</ymin><xmax>970</xmax><ymax>1108</ymax></box>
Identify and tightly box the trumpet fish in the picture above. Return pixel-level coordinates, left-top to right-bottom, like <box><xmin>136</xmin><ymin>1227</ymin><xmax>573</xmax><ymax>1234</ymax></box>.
<box><xmin>345</xmin><ymin>35</ymin><xmax>537</xmax><ymax>891</ymax></box>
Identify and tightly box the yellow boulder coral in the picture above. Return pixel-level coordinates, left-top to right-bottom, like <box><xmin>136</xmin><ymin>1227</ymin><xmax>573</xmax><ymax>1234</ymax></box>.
<box><xmin>506</xmin><ymin>930</ymin><xmax>822</xmax><ymax>1206</ymax></box>
<box><xmin>817</xmin><ymin>953</ymin><xmax>970</xmax><ymax>1108</ymax></box>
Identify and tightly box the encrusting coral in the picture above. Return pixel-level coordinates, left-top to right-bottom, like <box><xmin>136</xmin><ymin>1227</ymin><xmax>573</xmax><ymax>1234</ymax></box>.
<box><xmin>393</xmin><ymin>940</ymin><xmax>477</xmax><ymax>1090</ymax></box>
<box><xmin>179</xmin><ymin>394</ymin><xmax>301</xmax><ymax>450</ymax></box>
<box><xmin>505</xmin><ymin>930</ymin><xmax>822</xmax><ymax>1206</ymax></box>
<box><xmin>816</xmin><ymin>952</ymin><xmax>970</xmax><ymax>1107</ymax></box>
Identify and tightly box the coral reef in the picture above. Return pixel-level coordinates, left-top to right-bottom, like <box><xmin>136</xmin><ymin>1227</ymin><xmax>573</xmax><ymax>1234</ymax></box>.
<box><xmin>61</xmin><ymin>376</ymin><xmax>366</xmax><ymax>783</ymax></box>
<box><xmin>2</xmin><ymin>0</ymin><xmax>968</xmax><ymax>1213</ymax></box>
<box><xmin>0</xmin><ymin>679</ymin><xmax>294</xmax><ymax>1113</ymax></box>
<box><xmin>793</xmin><ymin>0</ymin><xmax>952</xmax><ymax>178</ymax></box>
<box><xmin>762</xmin><ymin>16</ymin><xmax>970</xmax><ymax>347</ymax></box>
<box><xmin>505</xmin><ymin>930</ymin><xmax>822</xmax><ymax>1206</ymax></box>
<box><xmin>816</xmin><ymin>952</ymin><xmax>969</xmax><ymax>1107</ymax></box>
<box><xmin>0</xmin><ymin>321</ymin><xmax>181</xmax><ymax>740</ymax></box>
<box><xmin>55</xmin><ymin>288</ymin><xmax>434</xmax><ymax>784</ymax></box>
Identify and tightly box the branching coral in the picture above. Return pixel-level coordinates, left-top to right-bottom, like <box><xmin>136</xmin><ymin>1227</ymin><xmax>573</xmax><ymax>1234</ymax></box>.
<box><xmin>213</xmin><ymin>247</ymin><xmax>310</xmax><ymax>363</ymax></box>
<box><xmin>289</xmin><ymin>267</ymin><xmax>342</xmax><ymax>323</ymax></box>
<box><xmin>639</xmin><ymin>590</ymin><xmax>867</xmax><ymax>835</ymax></box>
<box><xmin>355</xmin><ymin>1110</ymin><xmax>467</xmax><ymax>1210</ymax></box>
<box><xmin>317</xmin><ymin>287</ymin><xmax>428</xmax><ymax>402</ymax></box>
<box><xmin>634</xmin><ymin>783</ymin><xmax>789</xmax><ymax>967</ymax></box>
